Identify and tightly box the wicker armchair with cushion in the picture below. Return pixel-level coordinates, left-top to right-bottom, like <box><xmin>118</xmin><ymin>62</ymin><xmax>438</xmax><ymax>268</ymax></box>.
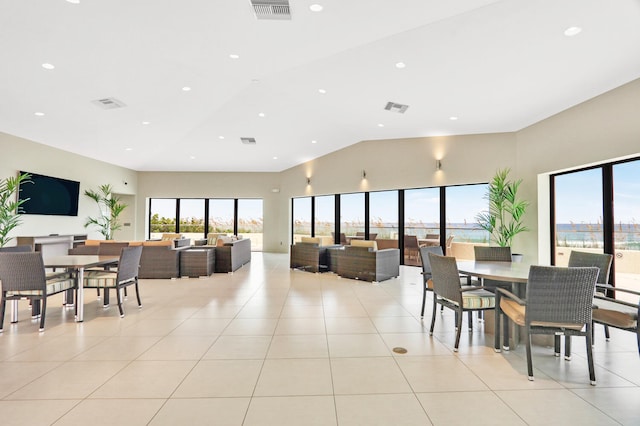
<box><xmin>495</xmin><ymin>265</ymin><xmax>599</xmax><ymax>384</ymax></box>
<box><xmin>83</xmin><ymin>245</ymin><xmax>143</xmax><ymax>317</ymax></box>
<box><xmin>336</xmin><ymin>241</ymin><xmax>399</xmax><ymax>282</ymax></box>
<box><xmin>290</xmin><ymin>237</ymin><xmax>338</xmax><ymax>273</ymax></box>
<box><xmin>418</xmin><ymin>246</ymin><xmax>443</xmax><ymax>318</ymax></box>
<box><xmin>428</xmin><ymin>252</ymin><xmax>495</xmax><ymax>352</ymax></box>
<box><xmin>0</xmin><ymin>252</ymin><xmax>76</xmax><ymax>331</ymax></box>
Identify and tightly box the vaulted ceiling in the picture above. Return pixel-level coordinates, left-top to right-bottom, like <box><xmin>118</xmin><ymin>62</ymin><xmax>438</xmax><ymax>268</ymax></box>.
<box><xmin>2</xmin><ymin>0</ymin><xmax>639</xmax><ymax>172</ymax></box>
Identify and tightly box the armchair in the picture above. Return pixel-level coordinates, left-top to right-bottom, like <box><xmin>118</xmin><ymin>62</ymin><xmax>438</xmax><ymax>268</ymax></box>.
<box><xmin>336</xmin><ymin>244</ymin><xmax>399</xmax><ymax>282</ymax></box>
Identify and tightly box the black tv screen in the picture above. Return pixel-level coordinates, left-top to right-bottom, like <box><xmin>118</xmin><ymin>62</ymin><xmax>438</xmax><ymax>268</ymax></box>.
<box><xmin>18</xmin><ymin>171</ymin><xmax>80</xmax><ymax>216</ymax></box>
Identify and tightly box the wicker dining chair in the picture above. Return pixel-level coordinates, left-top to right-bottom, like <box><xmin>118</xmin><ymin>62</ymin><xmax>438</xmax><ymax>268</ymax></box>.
<box><xmin>418</xmin><ymin>246</ymin><xmax>443</xmax><ymax>318</ymax></box>
<box><xmin>566</xmin><ymin>251</ymin><xmax>613</xmax><ymax>356</ymax></box>
<box><xmin>495</xmin><ymin>265</ymin><xmax>599</xmax><ymax>385</ymax></box>
<box><xmin>428</xmin><ymin>252</ymin><xmax>495</xmax><ymax>352</ymax></box>
<box><xmin>0</xmin><ymin>252</ymin><xmax>76</xmax><ymax>331</ymax></box>
<box><xmin>82</xmin><ymin>245</ymin><xmax>142</xmax><ymax>317</ymax></box>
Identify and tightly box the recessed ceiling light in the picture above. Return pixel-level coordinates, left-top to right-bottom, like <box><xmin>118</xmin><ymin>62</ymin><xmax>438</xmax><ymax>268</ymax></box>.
<box><xmin>218</xmin><ymin>136</ymin><xmax>225</xmax><ymax>140</ymax></box>
<box><xmin>311</xmin><ymin>140</ymin><xmax>317</xmax><ymax>144</ymax></box>
<box><xmin>395</xmin><ymin>62</ymin><xmax>406</xmax><ymax>69</ymax></box>
<box><xmin>142</xmin><ymin>121</ymin><xmax>150</xmax><ymax>125</ymax></box>
<box><xmin>66</xmin><ymin>0</ymin><xmax>80</xmax><ymax>4</ymax></box>
<box><xmin>252</xmin><ymin>79</ymin><xmax>260</xmax><ymax>83</ymax></box>
<box><xmin>125</xmin><ymin>147</ymin><xmax>133</xmax><ymax>151</ymax></box>
<box><xmin>318</xmin><ymin>89</ymin><xmax>327</xmax><ymax>94</ymax></box>
<box><xmin>449</xmin><ymin>116</ymin><xmax>458</xmax><ymax>121</ymax></box>
<box><xmin>182</xmin><ymin>86</ymin><xmax>192</xmax><ymax>92</ymax></box>
<box><xmin>564</xmin><ymin>26</ymin><xmax>582</xmax><ymax>37</ymax></box>
<box><xmin>258</xmin><ymin>112</ymin><xmax>266</xmax><ymax>117</ymax></box>
<box><xmin>229</xmin><ymin>54</ymin><xmax>240</xmax><ymax>59</ymax></box>
<box><xmin>189</xmin><ymin>156</ymin><xmax>196</xmax><ymax>160</ymax></box>
<box><xmin>41</xmin><ymin>63</ymin><xmax>55</xmax><ymax>70</ymax></box>
<box><xmin>310</xmin><ymin>4</ymin><xmax>323</xmax><ymax>12</ymax></box>
<box><xmin>377</xmin><ymin>123</ymin><xmax>385</xmax><ymax>127</ymax></box>
<box><xmin>34</xmin><ymin>112</ymin><xmax>45</xmax><ymax>116</ymax></box>
<box><xmin>273</xmin><ymin>156</ymin><xmax>278</xmax><ymax>160</ymax></box>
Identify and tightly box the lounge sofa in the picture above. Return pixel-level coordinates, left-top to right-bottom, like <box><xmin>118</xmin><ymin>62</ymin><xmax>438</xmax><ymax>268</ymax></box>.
<box><xmin>214</xmin><ymin>237</ymin><xmax>251</xmax><ymax>272</ymax></box>
<box><xmin>336</xmin><ymin>240</ymin><xmax>400</xmax><ymax>282</ymax></box>
<box><xmin>290</xmin><ymin>236</ymin><xmax>339</xmax><ymax>273</ymax></box>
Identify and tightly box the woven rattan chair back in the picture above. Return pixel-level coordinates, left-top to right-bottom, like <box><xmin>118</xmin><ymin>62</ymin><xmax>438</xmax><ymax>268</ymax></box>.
<box><xmin>0</xmin><ymin>245</ymin><xmax>33</xmax><ymax>253</ymax></box>
<box><xmin>0</xmin><ymin>252</ymin><xmax>47</xmax><ymax>293</ymax></box>
<box><xmin>116</xmin><ymin>245</ymin><xmax>143</xmax><ymax>284</ymax></box>
<box><xmin>567</xmin><ymin>251</ymin><xmax>613</xmax><ymax>285</ymax></box>
<box><xmin>428</xmin><ymin>252</ymin><xmax>463</xmax><ymax>305</ymax></box>
<box><xmin>474</xmin><ymin>246</ymin><xmax>512</xmax><ymax>262</ymax></box>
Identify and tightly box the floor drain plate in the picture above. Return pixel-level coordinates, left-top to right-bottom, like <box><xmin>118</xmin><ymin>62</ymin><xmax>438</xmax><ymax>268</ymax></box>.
<box><xmin>393</xmin><ymin>347</ymin><xmax>408</xmax><ymax>354</ymax></box>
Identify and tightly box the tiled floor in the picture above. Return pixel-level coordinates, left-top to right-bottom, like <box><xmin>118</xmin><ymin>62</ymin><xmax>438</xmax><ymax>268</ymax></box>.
<box><xmin>1</xmin><ymin>253</ymin><xmax>639</xmax><ymax>425</ymax></box>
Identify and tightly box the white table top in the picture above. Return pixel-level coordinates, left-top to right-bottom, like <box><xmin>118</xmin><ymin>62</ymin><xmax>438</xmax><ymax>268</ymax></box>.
<box><xmin>456</xmin><ymin>260</ymin><xmax>530</xmax><ymax>284</ymax></box>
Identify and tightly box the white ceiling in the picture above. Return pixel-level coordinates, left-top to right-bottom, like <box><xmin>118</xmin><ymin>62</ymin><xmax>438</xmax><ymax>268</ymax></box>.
<box><xmin>1</xmin><ymin>0</ymin><xmax>640</xmax><ymax>172</ymax></box>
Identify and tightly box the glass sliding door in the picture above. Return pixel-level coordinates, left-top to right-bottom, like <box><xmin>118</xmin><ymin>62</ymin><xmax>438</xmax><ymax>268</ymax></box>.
<box><xmin>445</xmin><ymin>184</ymin><xmax>488</xmax><ymax>260</ymax></box>
<box><xmin>179</xmin><ymin>199</ymin><xmax>205</xmax><ymax>243</ymax></box>
<box><xmin>553</xmin><ymin>168</ymin><xmax>604</xmax><ymax>266</ymax></box>
<box><xmin>340</xmin><ymin>193</ymin><xmax>364</xmax><ymax>245</ymax></box>
<box><xmin>369</xmin><ymin>190</ymin><xmax>398</xmax><ymax>241</ymax></box>
<box><xmin>292</xmin><ymin>197</ymin><xmax>312</xmax><ymax>243</ymax></box>
<box><xmin>612</xmin><ymin>160</ymin><xmax>640</xmax><ymax>301</ymax></box>
<box><xmin>315</xmin><ymin>195</ymin><xmax>335</xmax><ymax>239</ymax></box>
<box><xmin>208</xmin><ymin>199</ymin><xmax>234</xmax><ymax>236</ymax></box>
<box><xmin>404</xmin><ymin>187</ymin><xmax>440</xmax><ymax>264</ymax></box>
<box><xmin>238</xmin><ymin>199</ymin><xmax>263</xmax><ymax>251</ymax></box>
<box><xmin>149</xmin><ymin>198</ymin><xmax>177</xmax><ymax>239</ymax></box>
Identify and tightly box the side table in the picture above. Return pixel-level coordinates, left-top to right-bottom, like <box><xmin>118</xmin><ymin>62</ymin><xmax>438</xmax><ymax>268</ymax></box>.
<box><xmin>180</xmin><ymin>248</ymin><xmax>215</xmax><ymax>277</ymax></box>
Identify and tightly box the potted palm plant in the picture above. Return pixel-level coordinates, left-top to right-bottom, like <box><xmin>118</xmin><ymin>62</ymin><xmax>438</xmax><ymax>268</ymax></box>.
<box><xmin>84</xmin><ymin>184</ymin><xmax>127</xmax><ymax>240</ymax></box>
<box><xmin>0</xmin><ymin>172</ymin><xmax>32</xmax><ymax>247</ymax></box>
<box><xmin>475</xmin><ymin>168</ymin><xmax>529</xmax><ymax>259</ymax></box>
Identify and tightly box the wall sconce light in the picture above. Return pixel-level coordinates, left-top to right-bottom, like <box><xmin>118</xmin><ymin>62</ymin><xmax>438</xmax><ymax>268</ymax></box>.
<box><xmin>306</xmin><ymin>177</ymin><xmax>311</xmax><ymax>185</ymax></box>
<box><xmin>435</xmin><ymin>160</ymin><xmax>442</xmax><ymax>171</ymax></box>
<box><xmin>362</xmin><ymin>169</ymin><xmax>367</xmax><ymax>179</ymax></box>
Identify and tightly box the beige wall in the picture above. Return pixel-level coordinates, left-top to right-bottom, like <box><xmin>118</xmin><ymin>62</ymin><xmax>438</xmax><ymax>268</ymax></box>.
<box><xmin>2</xmin><ymin>78</ymin><xmax>639</xmax><ymax>258</ymax></box>
<box><xmin>0</xmin><ymin>132</ymin><xmax>137</xmax><ymax>241</ymax></box>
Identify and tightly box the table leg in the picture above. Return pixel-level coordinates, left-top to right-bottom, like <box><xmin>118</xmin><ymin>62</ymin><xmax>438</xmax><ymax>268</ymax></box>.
<box><xmin>10</xmin><ymin>300</ymin><xmax>18</xmax><ymax>323</ymax></box>
<box><xmin>76</xmin><ymin>267</ymin><xmax>84</xmax><ymax>322</ymax></box>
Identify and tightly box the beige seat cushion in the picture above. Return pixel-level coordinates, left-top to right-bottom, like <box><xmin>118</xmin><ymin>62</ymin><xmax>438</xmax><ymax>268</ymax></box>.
<box><xmin>7</xmin><ymin>275</ymin><xmax>76</xmax><ymax>297</ymax></box>
<box><xmin>593</xmin><ymin>299</ymin><xmax>638</xmax><ymax>329</ymax></box>
<box><xmin>426</xmin><ymin>278</ymin><xmax>434</xmax><ymax>290</ymax></box>
<box><xmin>500</xmin><ymin>298</ymin><xmax>525</xmax><ymax>326</ymax></box>
<box><xmin>83</xmin><ymin>270</ymin><xmax>118</xmax><ymax>288</ymax></box>
<box><xmin>301</xmin><ymin>236</ymin><xmax>322</xmax><ymax>245</ymax></box>
<box><xmin>351</xmin><ymin>240</ymin><xmax>378</xmax><ymax>250</ymax></box>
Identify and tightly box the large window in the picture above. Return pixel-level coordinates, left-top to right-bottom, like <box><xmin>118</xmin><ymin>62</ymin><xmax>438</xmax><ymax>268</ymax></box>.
<box><xmin>553</xmin><ymin>168</ymin><xmax>604</xmax><ymax>266</ymax></box>
<box><xmin>445</xmin><ymin>184</ymin><xmax>488</xmax><ymax>260</ymax></box>
<box><xmin>238</xmin><ymin>199</ymin><xmax>263</xmax><ymax>251</ymax></box>
<box><xmin>179</xmin><ymin>199</ymin><xmax>205</xmax><ymax>240</ymax></box>
<box><xmin>552</xmin><ymin>157</ymin><xmax>640</xmax><ymax>299</ymax></box>
<box><xmin>149</xmin><ymin>199</ymin><xmax>177</xmax><ymax>239</ymax></box>
<box><xmin>370</xmin><ymin>190</ymin><xmax>398</xmax><ymax>240</ymax></box>
<box><xmin>148</xmin><ymin>197</ymin><xmax>262</xmax><ymax>251</ymax></box>
<box><xmin>340</xmin><ymin>193</ymin><xmax>365</xmax><ymax>244</ymax></box>
<box><xmin>314</xmin><ymin>195</ymin><xmax>335</xmax><ymax>238</ymax></box>
<box><xmin>293</xmin><ymin>197</ymin><xmax>312</xmax><ymax>242</ymax></box>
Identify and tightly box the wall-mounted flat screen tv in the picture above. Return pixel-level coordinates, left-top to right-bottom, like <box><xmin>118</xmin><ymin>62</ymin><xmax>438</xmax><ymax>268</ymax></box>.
<box><xmin>18</xmin><ymin>171</ymin><xmax>80</xmax><ymax>216</ymax></box>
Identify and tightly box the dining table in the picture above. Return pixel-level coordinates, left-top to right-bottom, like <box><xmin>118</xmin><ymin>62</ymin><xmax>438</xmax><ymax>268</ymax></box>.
<box><xmin>418</xmin><ymin>238</ymin><xmax>440</xmax><ymax>247</ymax></box>
<box><xmin>44</xmin><ymin>255</ymin><xmax>119</xmax><ymax>322</ymax></box>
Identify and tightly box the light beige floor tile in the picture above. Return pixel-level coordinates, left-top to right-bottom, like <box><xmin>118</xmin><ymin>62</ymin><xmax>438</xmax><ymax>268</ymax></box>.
<box><xmin>267</xmin><ymin>335</ymin><xmax>329</xmax><ymax>358</ymax></box>
<box><xmin>137</xmin><ymin>335</ymin><xmax>216</xmax><ymax>360</ymax></box>
<box><xmin>496</xmin><ymin>389</ymin><xmax>620</xmax><ymax>425</ymax></box>
<box><xmin>6</xmin><ymin>360</ymin><xmax>128</xmax><ymax>400</ymax></box>
<box><xmin>72</xmin><ymin>336</ymin><xmax>162</xmax><ymax>360</ymax></box>
<box><xmin>416</xmin><ymin>391</ymin><xmax>526</xmax><ymax>425</ymax></box>
<box><xmin>173</xmin><ymin>359</ymin><xmax>263</xmax><ymax>397</ymax></box>
<box><xmin>117</xmin><ymin>318</ymin><xmax>185</xmax><ymax>336</ymax></box>
<box><xmin>254</xmin><ymin>358</ymin><xmax>333</xmax><ymax>396</ymax></box>
<box><xmin>54</xmin><ymin>398</ymin><xmax>166</xmax><ymax>426</ymax></box>
<box><xmin>90</xmin><ymin>360</ymin><xmax>196</xmax><ymax>398</ymax></box>
<box><xmin>204</xmin><ymin>335</ymin><xmax>272</xmax><ymax>359</ymax></box>
<box><xmin>6</xmin><ymin>335</ymin><xmax>107</xmax><ymax>362</ymax></box>
<box><xmin>327</xmin><ymin>334</ymin><xmax>391</xmax><ymax>357</ymax></box>
<box><xmin>222</xmin><ymin>318</ymin><xmax>279</xmax><ymax>335</ymax></box>
<box><xmin>571</xmin><ymin>387</ymin><xmax>640</xmax><ymax>426</ymax></box>
<box><xmin>371</xmin><ymin>316</ymin><xmax>429</xmax><ymax>333</ymax></box>
<box><xmin>244</xmin><ymin>396</ymin><xmax>337</xmax><ymax>426</ymax></box>
<box><xmin>168</xmin><ymin>318</ymin><xmax>232</xmax><ymax>336</ymax></box>
<box><xmin>379</xmin><ymin>332</ymin><xmax>452</xmax><ymax>356</ymax></box>
<box><xmin>280</xmin><ymin>304</ymin><xmax>325</xmax><ymax>318</ymax></box>
<box><xmin>396</xmin><ymin>356</ymin><xmax>489</xmax><ymax>392</ymax></box>
<box><xmin>274</xmin><ymin>318</ymin><xmax>326</xmax><ymax>335</ymax></box>
<box><xmin>362</xmin><ymin>303</ymin><xmax>414</xmax><ymax>317</ymax></box>
<box><xmin>322</xmin><ymin>304</ymin><xmax>369</xmax><ymax>318</ymax></box>
<box><xmin>331</xmin><ymin>357</ymin><xmax>412</xmax><ymax>394</ymax></box>
<box><xmin>0</xmin><ymin>400</ymin><xmax>81</xmax><ymax>425</ymax></box>
<box><xmin>190</xmin><ymin>304</ymin><xmax>243</xmax><ymax>318</ymax></box>
<box><xmin>336</xmin><ymin>393</ymin><xmax>432</xmax><ymax>426</ymax></box>
<box><xmin>149</xmin><ymin>397</ymin><xmax>251</xmax><ymax>426</ymax></box>
<box><xmin>0</xmin><ymin>361</ymin><xmax>61</xmax><ymax>398</ymax></box>
<box><xmin>325</xmin><ymin>317</ymin><xmax>378</xmax><ymax>334</ymax></box>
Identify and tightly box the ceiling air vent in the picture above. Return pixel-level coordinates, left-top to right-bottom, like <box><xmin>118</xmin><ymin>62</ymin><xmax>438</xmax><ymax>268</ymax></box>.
<box><xmin>241</xmin><ymin>137</ymin><xmax>257</xmax><ymax>145</ymax></box>
<box><xmin>384</xmin><ymin>101</ymin><xmax>409</xmax><ymax>114</ymax></box>
<box><xmin>91</xmin><ymin>97</ymin><xmax>126</xmax><ymax>110</ymax></box>
<box><xmin>250</xmin><ymin>0</ymin><xmax>291</xmax><ymax>20</ymax></box>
